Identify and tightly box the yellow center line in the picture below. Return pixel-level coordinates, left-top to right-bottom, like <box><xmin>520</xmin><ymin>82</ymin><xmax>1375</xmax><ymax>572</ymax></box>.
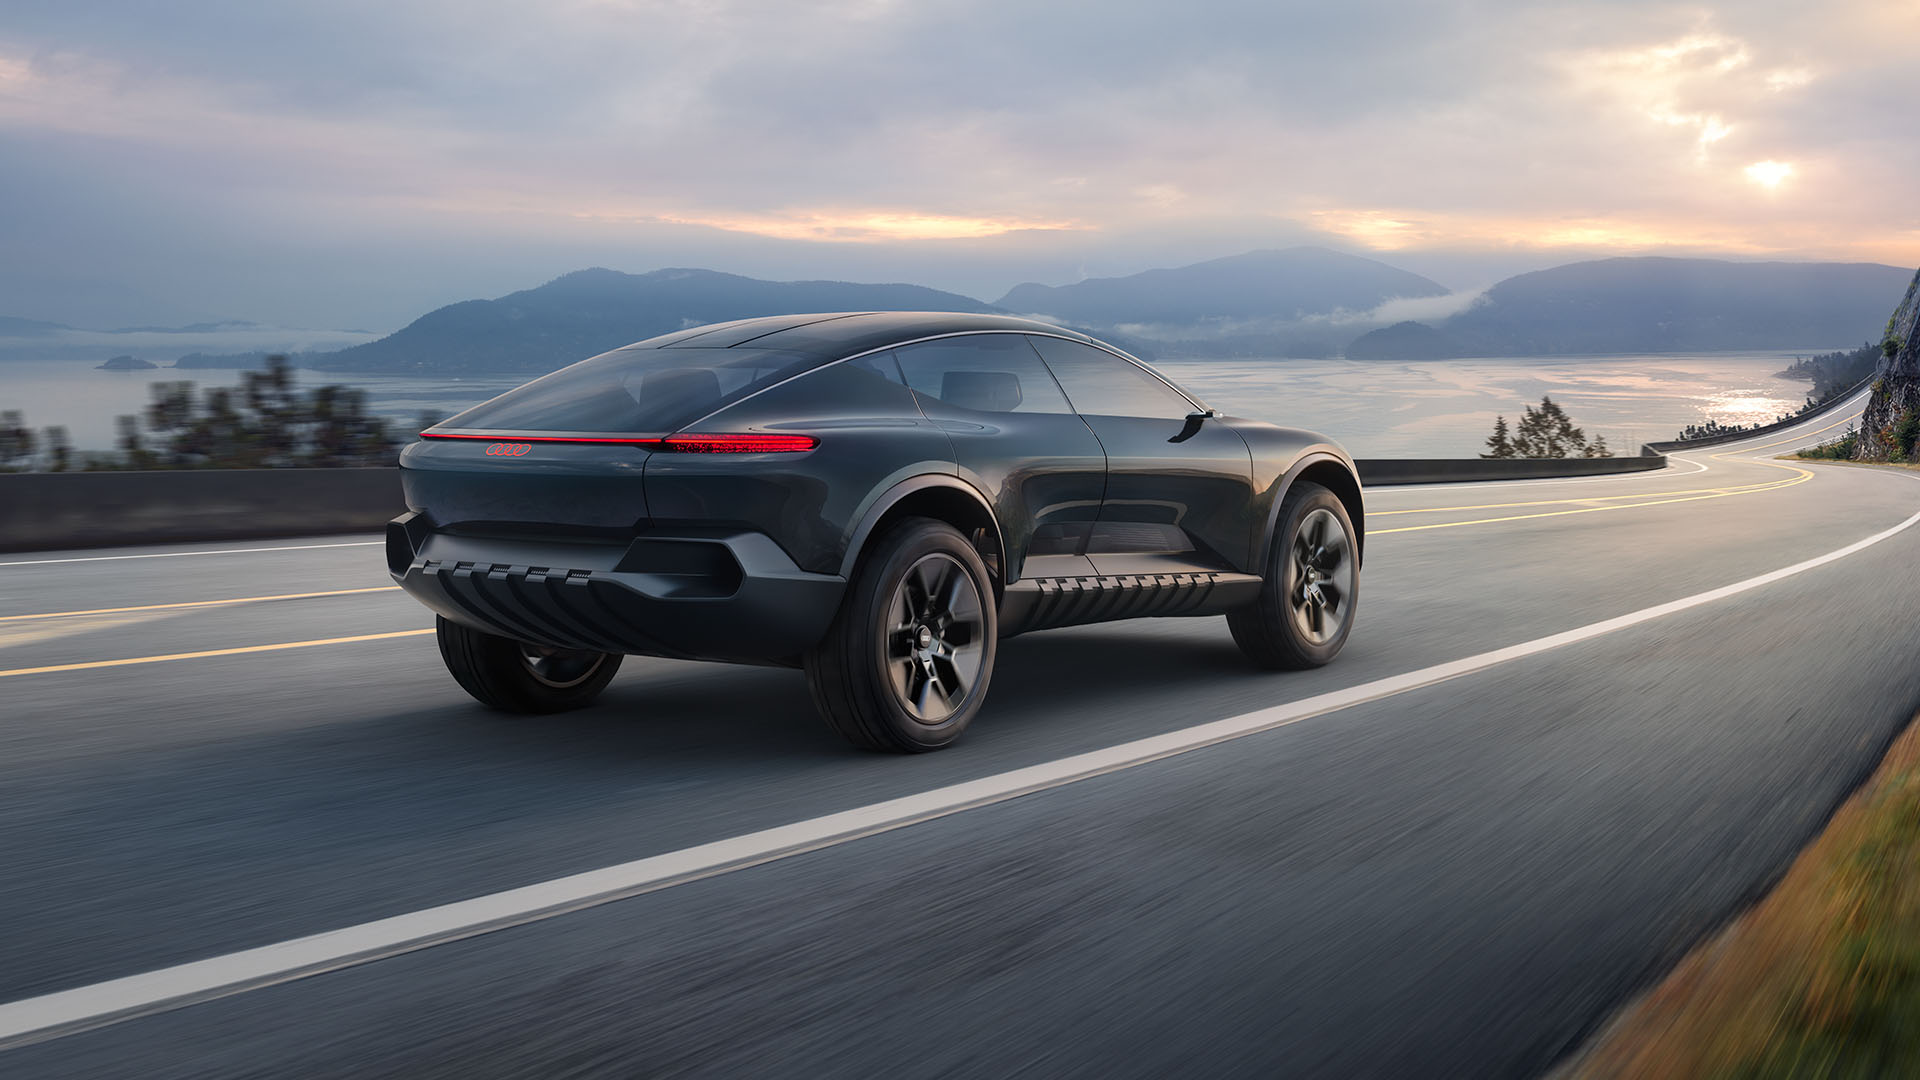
<box><xmin>0</xmin><ymin>629</ymin><xmax>435</xmax><ymax>679</ymax></box>
<box><xmin>1372</xmin><ymin>469</ymin><xmax>1814</xmax><ymax>534</ymax></box>
<box><xmin>0</xmin><ymin>587</ymin><xmax>404</xmax><ymax>623</ymax></box>
<box><xmin>1371</xmin><ymin>474</ymin><xmax>1804</xmax><ymax>516</ymax></box>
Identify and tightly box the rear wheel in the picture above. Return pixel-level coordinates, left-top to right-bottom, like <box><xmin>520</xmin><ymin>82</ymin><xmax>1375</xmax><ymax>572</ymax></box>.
<box><xmin>435</xmin><ymin>616</ymin><xmax>622</xmax><ymax>713</ymax></box>
<box><xmin>1229</xmin><ymin>482</ymin><xmax>1358</xmax><ymax>669</ymax></box>
<box><xmin>805</xmin><ymin>517</ymin><xmax>997</xmax><ymax>752</ymax></box>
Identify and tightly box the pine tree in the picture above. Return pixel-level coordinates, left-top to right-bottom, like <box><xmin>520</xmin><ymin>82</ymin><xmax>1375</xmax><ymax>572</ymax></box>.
<box><xmin>1482</xmin><ymin>415</ymin><xmax>1516</xmax><ymax>458</ymax></box>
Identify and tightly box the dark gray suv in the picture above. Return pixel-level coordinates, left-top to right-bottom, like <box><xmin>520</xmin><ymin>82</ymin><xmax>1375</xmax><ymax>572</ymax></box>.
<box><xmin>389</xmin><ymin>311</ymin><xmax>1362</xmax><ymax>751</ymax></box>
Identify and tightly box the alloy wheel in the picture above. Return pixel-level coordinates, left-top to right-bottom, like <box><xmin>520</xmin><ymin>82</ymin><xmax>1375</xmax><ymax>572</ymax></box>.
<box><xmin>1285</xmin><ymin>507</ymin><xmax>1353</xmax><ymax>645</ymax></box>
<box><xmin>518</xmin><ymin>645</ymin><xmax>608</xmax><ymax>689</ymax></box>
<box><xmin>882</xmin><ymin>552</ymin><xmax>986</xmax><ymax>722</ymax></box>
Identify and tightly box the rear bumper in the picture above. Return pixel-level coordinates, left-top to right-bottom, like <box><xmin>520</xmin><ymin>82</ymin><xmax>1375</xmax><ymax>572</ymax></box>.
<box><xmin>387</xmin><ymin>512</ymin><xmax>845</xmax><ymax>663</ymax></box>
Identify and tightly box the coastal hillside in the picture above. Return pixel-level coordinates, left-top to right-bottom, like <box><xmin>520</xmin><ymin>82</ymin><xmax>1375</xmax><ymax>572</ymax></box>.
<box><xmin>995</xmin><ymin>248</ymin><xmax>1449</xmax><ymax>331</ymax></box>
<box><xmin>306</xmin><ymin>268</ymin><xmax>1002</xmax><ymax>374</ymax></box>
<box><xmin>1422</xmin><ymin>257</ymin><xmax>1913</xmax><ymax>356</ymax></box>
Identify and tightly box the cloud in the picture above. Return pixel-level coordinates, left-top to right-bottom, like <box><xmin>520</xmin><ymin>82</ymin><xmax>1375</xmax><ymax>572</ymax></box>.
<box><xmin>0</xmin><ymin>0</ymin><xmax>1914</xmax><ymax>328</ymax></box>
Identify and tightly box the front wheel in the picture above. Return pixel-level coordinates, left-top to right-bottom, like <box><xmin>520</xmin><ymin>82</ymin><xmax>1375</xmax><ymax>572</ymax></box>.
<box><xmin>805</xmin><ymin>517</ymin><xmax>997</xmax><ymax>752</ymax></box>
<box><xmin>435</xmin><ymin>616</ymin><xmax>622</xmax><ymax>713</ymax></box>
<box><xmin>1229</xmin><ymin>482</ymin><xmax>1358</xmax><ymax>669</ymax></box>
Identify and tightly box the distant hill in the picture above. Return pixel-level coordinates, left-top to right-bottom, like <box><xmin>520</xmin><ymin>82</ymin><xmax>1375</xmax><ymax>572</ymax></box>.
<box><xmin>994</xmin><ymin>248</ymin><xmax>1450</xmax><ymax>331</ymax></box>
<box><xmin>306</xmin><ymin>268</ymin><xmax>1004</xmax><ymax>373</ymax></box>
<box><xmin>0</xmin><ymin>315</ymin><xmax>75</xmax><ymax>337</ymax></box>
<box><xmin>1346</xmin><ymin>320</ymin><xmax>1467</xmax><ymax>361</ymax></box>
<box><xmin>1431</xmin><ymin>257</ymin><xmax>1913</xmax><ymax>355</ymax></box>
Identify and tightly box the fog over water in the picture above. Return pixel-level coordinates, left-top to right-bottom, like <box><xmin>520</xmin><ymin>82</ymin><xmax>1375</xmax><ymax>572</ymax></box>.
<box><xmin>3</xmin><ymin>351</ymin><xmax>1823</xmax><ymax>458</ymax></box>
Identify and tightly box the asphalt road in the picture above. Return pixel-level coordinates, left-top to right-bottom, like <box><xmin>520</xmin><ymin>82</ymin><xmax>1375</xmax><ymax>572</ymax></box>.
<box><xmin>2</xmin><ymin>393</ymin><xmax>1917</xmax><ymax>1078</ymax></box>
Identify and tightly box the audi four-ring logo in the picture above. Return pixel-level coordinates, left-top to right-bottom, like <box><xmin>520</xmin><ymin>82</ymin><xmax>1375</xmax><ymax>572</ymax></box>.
<box><xmin>485</xmin><ymin>443</ymin><xmax>533</xmax><ymax>456</ymax></box>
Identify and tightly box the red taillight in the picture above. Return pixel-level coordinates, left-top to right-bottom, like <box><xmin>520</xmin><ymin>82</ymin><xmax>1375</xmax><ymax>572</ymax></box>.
<box><xmin>418</xmin><ymin>433</ymin><xmax>661</xmax><ymax>445</ymax></box>
<box><xmin>658</xmin><ymin>433</ymin><xmax>819</xmax><ymax>453</ymax></box>
<box><xmin>416</xmin><ymin>431</ymin><xmax>817</xmax><ymax>452</ymax></box>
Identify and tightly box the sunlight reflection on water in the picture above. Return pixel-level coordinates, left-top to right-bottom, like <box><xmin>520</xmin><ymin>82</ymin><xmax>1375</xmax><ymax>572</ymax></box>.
<box><xmin>1158</xmin><ymin>352</ymin><xmax>1816</xmax><ymax>456</ymax></box>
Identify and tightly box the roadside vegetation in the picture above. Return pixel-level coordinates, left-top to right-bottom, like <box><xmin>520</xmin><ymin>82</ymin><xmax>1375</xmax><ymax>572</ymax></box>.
<box><xmin>1670</xmin><ymin>343</ymin><xmax>1881</xmax><ymax>444</ymax></box>
<box><xmin>0</xmin><ymin>356</ymin><xmax>434</xmax><ymax>471</ymax></box>
<box><xmin>1797</xmin><ymin>409</ymin><xmax>1920</xmax><ymax>465</ymax></box>
<box><xmin>1482</xmin><ymin>396</ymin><xmax>1612</xmax><ymax>458</ymax></box>
<box><xmin>1565</xmin><ymin>713</ymin><xmax>1920</xmax><ymax>1079</ymax></box>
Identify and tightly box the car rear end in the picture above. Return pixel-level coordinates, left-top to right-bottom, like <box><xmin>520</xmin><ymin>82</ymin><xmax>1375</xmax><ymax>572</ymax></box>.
<box><xmin>388</xmin><ymin>344</ymin><xmax>852</xmax><ymax>663</ymax></box>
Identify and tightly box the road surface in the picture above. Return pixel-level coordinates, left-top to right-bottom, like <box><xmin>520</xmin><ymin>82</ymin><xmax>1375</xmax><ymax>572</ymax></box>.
<box><xmin>1</xmin><ymin>393</ymin><xmax>1916</xmax><ymax>1078</ymax></box>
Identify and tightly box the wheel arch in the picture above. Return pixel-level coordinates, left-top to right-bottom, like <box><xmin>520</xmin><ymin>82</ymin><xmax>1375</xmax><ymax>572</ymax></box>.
<box><xmin>1263</xmin><ymin>453</ymin><xmax>1366</xmax><ymax>567</ymax></box>
<box><xmin>839</xmin><ymin>475</ymin><xmax>1006</xmax><ymax>599</ymax></box>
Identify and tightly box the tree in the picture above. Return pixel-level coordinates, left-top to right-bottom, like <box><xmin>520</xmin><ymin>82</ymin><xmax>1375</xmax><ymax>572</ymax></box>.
<box><xmin>41</xmin><ymin>426</ymin><xmax>71</xmax><ymax>472</ymax></box>
<box><xmin>1487</xmin><ymin>396</ymin><xmax>1611</xmax><ymax>458</ymax></box>
<box><xmin>1482</xmin><ymin>415</ymin><xmax>1516</xmax><ymax>458</ymax></box>
<box><xmin>0</xmin><ymin>410</ymin><xmax>36</xmax><ymax>471</ymax></box>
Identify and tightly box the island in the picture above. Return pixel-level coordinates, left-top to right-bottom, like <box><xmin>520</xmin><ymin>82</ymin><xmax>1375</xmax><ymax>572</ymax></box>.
<box><xmin>96</xmin><ymin>355</ymin><xmax>158</xmax><ymax>371</ymax></box>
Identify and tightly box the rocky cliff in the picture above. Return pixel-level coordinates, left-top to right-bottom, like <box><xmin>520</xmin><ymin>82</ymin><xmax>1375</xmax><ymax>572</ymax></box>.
<box><xmin>1855</xmin><ymin>268</ymin><xmax>1920</xmax><ymax>461</ymax></box>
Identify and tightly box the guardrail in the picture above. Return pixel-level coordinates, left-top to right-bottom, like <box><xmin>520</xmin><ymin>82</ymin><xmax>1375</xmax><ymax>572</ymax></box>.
<box><xmin>0</xmin><ymin>468</ymin><xmax>402</xmax><ymax>554</ymax></box>
<box><xmin>1640</xmin><ymin>375</ymin><xmax>1873</xmax><ymax>453</ymax></box>
<box><xmin>1356</xmin><ymin>455</ymin><xmax>1666</xmax><ymax>486</ymax></box>
<box><xmin>4</xmin><ymin>452</ymin><xmax>1687</xmax><ymax>555</ymax></box>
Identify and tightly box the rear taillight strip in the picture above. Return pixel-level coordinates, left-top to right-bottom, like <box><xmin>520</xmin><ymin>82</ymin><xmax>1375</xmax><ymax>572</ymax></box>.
<box><xmin>418</xmin><ymin>432</ymin><xmax>817</xmax><ymax>453</ymax></box>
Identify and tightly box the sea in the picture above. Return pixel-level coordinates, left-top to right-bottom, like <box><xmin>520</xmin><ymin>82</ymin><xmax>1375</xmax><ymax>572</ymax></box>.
<box><xmin>0</xmin><ymin>349</ymin><xmax>1832</xmax><ymax>459</ymax></box>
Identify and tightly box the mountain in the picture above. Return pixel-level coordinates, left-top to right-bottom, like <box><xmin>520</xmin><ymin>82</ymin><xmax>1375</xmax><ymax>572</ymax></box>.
<box><xmin>1432</xmin><ymin>257</ymin><xmax>1914</xmax><ymax>355</ymax></box>
<box><xmin>993</xmin><ymin>248</ymin><xmax>1450</xmax><ymax>331</ymax></box>
<box><xmin>0</xmin><ymin>316</ymin><xmax>76</xmax><ymax>337</ymax></box>
<box><xmin>1346</xmin><ymin>320</ymin><xmax>1467</xmax><ymax>361</ymax></box>
<box><xmin>307</xmin><ymin>268</ymin><xmax>1004</xmax><ymax>373</ymax></box>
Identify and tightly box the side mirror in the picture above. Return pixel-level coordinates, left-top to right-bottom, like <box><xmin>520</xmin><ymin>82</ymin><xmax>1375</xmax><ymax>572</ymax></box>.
<box><xmin>1169</xmin><ymin>409</ymin><xmax>1218</xmax><ymax>443</ymax></box>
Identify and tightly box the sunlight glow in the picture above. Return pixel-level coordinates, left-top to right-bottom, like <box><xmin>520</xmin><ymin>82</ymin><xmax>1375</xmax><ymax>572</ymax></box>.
<box><xmin>1744</xmin><ymin>160</ymin><xmax>1794</xmax><ymax>188</ymax></box>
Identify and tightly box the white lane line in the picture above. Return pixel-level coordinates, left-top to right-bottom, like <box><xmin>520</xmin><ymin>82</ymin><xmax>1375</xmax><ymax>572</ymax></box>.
<box><xmin>3</xmin><ymin>480</ymin><xmax>1918</xmax><ymax>1051</ymax></box>
<box><xmin>0</xmin><ymin>541</ymin><xmax>383</xmax><ymax>568</ymax></box>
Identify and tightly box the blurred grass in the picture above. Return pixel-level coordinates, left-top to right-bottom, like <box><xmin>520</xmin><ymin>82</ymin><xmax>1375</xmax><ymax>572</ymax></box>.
<box><xmin>1565</xmin><ymin>715</ymin><xmax>1920</xmax><ymax>1079</ymax></box>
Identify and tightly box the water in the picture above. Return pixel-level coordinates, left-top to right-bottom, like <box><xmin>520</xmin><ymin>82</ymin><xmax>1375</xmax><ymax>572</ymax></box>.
<box><xmin>0</xmin><ymin>351</ymin><xmax>1822</xmax><ymax>457</ymax></box>
<box><xmin>1158</xmin><ymin>352</ymin><xmax>1818</xmax><ymax>456</ymax></box>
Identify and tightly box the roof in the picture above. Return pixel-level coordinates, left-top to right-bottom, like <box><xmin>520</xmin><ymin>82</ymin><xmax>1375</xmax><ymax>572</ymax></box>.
<box><xmin>625</xmin><ymin>311</ymin><xmax>1102</xmax><ymax>360</ymax></box>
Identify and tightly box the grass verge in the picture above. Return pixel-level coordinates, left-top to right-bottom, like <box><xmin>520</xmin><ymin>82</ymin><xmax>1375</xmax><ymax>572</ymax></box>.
<box><xmin>1561</xmin><ymin>713</ymin><xmax>1920</xmax><ymax>1079</ymax></box>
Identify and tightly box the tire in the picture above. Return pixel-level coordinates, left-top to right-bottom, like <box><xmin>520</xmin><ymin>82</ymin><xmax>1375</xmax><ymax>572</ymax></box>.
<box><xmin>805</xmin><ymin>517</ymin><xmax>998</xmax><ymax>752</ymax></box>
<box><xmin>435</xmin><ymin>615</ymin><xmax>622</xmax><ymax>714</ymax></box>
<box><xmin>1229</xmin><ymin>481</ymin><xmax>1358</xmax><ymax>670</ymax></box>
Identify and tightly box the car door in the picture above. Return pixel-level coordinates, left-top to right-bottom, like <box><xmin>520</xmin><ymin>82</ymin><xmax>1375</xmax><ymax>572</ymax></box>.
<box><xmin>886</xmin><ymin>334</ymin><xmax>1109</xmax><ymax>581</ymax></box>
<box><xmin>1026</xmin><ymin>335</ymin><xmax>1255</xmax><ymax>575</ymax></box>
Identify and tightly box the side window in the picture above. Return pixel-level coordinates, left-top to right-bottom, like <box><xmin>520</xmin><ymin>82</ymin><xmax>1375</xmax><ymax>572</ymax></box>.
<box><xmin>844</xmin><ymin>351</ymin><xmax>906</xmax><ymax>385</ymax></box>
<box><xmin>1027</xmin><ymin>336</ymin><xmax>1195</xmax><ymax>420</ymax></box>
<box><xmin>892</xmin><ymin>335</ymin><xmax>1074</xmax><ymax>415</ymax></box>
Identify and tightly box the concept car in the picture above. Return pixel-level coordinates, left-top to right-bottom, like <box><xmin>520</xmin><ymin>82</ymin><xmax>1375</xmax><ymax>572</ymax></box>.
<box><xmin>389</xmin><ymin>312</ymin><xmax>1362</xmax><ymax>751</ymax></box>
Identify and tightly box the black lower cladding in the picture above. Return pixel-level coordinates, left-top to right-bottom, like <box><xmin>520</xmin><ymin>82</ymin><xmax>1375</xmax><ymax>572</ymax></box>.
<box><xmin>389</xmin><ymin>514</ymin><xmax>846</xmax><ymax>663</ymax></box>
<box><xmin>1000</xmin><ymin>571</ymin><xmax>1262</xmax><ymax>636</ymax></box>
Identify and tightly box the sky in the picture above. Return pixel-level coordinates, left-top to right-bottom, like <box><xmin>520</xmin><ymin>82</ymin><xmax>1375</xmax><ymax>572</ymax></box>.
<box><xmin>1</xmin><ymin>0</ymin><xmax>1916</xmax><ymax>331</ymax></box>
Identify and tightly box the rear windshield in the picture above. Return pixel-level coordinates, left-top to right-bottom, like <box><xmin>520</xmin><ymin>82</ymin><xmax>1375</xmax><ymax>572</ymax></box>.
<box><xmin>438</xmin><ymin>347</ymin><xmax>821</xmax><ymax>434</ymax></box>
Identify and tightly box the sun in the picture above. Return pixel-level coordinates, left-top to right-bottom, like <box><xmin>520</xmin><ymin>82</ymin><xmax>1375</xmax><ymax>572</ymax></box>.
<box><xmin>1744</xmin><ymin>160</ymin><xmax>1794</xmax><ymax>189</ymax></box>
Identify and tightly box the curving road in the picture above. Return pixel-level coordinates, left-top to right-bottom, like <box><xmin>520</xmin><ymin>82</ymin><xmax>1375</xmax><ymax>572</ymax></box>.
<box><xmin>1</xmin><ymin>392</ymin><xmax>1917</xmax><ymax>1078</ymax></box>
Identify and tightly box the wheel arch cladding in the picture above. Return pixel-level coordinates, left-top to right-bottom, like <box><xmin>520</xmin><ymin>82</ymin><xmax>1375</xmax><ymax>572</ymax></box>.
<box><xmin>1283</xmin><ymin>458</ymin><xmax>1365</xmax><ymax>566</ymax></box>
<box><xmin>843</xmin><ymin>478</ymin><xmax>1005</xmax><ymax>599</ymax></box>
